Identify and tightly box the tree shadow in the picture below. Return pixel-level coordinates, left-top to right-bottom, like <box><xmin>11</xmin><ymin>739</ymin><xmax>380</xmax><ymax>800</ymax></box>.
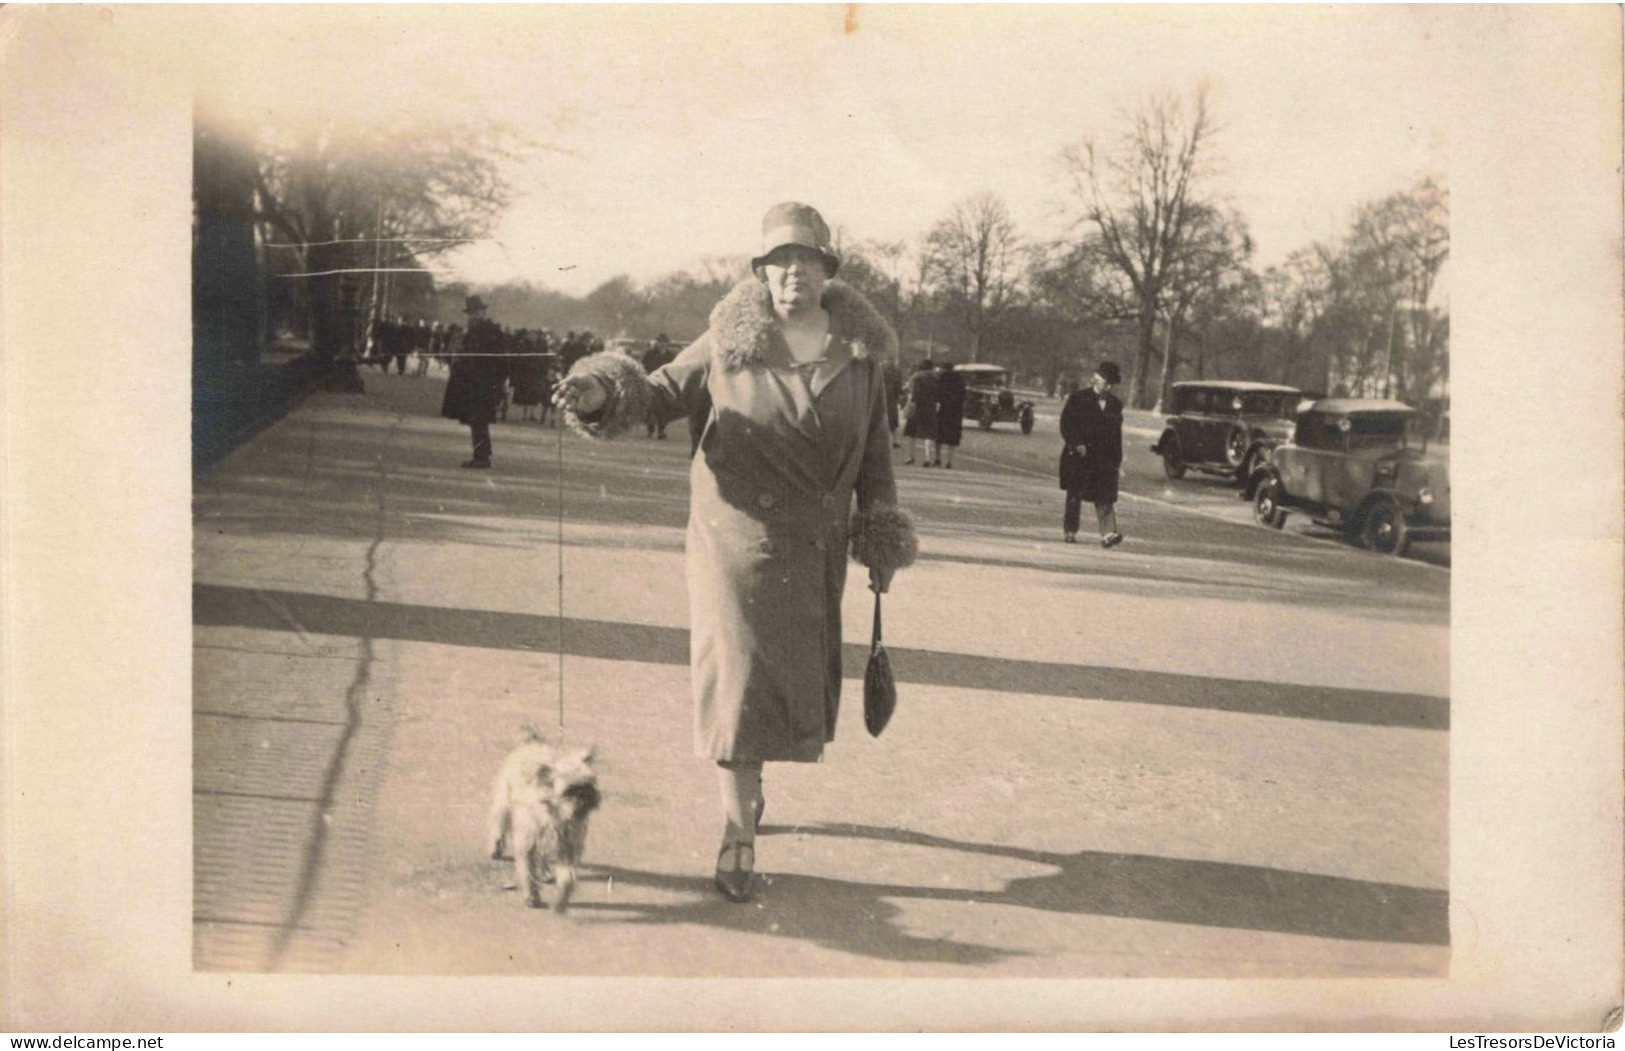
<box><xmin>192</xmin><ymin>582</ymin><xmax>1449</xmax><ymax>730</ymax></box>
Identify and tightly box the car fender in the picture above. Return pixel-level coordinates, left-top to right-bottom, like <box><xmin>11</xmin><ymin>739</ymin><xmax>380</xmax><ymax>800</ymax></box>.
<box><xmin>1242</xmin><ymin>464</ymin><xmax>1280</xmax><ymax>501</ymax></box>
<box><xmin>1152</xmin><ymin>428</ymin><xmax>1178</xmax><ymax>456</ymax></box>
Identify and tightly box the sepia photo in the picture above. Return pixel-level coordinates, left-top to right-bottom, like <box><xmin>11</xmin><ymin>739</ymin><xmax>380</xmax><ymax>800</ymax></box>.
<box><xmin>2</xmin><ymin>3</ymin><xmax>1620</xmax><ymax>1032</ymax></box>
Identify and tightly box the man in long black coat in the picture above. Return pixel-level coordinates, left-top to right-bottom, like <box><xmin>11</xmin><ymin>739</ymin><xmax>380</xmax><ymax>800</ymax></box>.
<box><xmin>440</xmin><ymin>295</ymin><xmax>508</xmax><ymax>468</ymax></box>
<box><xmin>1058</xmin><ymin>360</ymin><xmax>1125</xmax><ymax>547</ymax></box>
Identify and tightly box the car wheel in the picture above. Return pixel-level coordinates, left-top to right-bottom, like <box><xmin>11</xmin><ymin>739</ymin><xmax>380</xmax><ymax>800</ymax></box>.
<box><xmin>1223</xmin><ymin>424</ymin><xmax>1249</xmax><ymax>468</ymax></box>
<box><xmin>1237</xmin><ymin>446</ymin><xmax>1267</xmax><ymax>484</ymax></box>
<box><xmin>979</xmin><ymin>405</ymin><xmax>995</xmax><ymax>430</ymax></box>
<box><xmin>1360</xmin><ymin>499</ymin><xmax>1411</xmax><ymax>556</ymax></box>
<box><xmin>1160</xmin><ymin>436</ymin><xmax>1186</xmax><ymax>480</ymax></box>
<box><xmin>1253</xmin><ymin>477</ymin><xmax>1286</xmax><ymax>528</ymax></box>
<box><xmin>1019</xmin><ymin>407</ymin><xmax>1034</xmax><ymax>435</ymax></box>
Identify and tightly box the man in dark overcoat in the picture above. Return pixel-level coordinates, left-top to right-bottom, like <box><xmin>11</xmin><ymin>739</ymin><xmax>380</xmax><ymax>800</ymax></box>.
<box><xmin>1058</xmin><ymin>360</ymin><xmax>1126</xmax><ymax>547</ymax></box>
<box><xmin>440</xmin><ymin>295</ymin><xmax>508</xmax><ymax>468</ymax></box>
<box><xmin>642</xmin><ymin>334</ymin><xmax>676</xmax><ymax>437</ymax></box>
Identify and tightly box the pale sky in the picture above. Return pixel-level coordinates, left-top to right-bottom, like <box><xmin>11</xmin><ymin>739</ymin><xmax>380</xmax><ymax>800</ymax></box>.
<box><xmin>207</xmin><ymin>6</ymin><xmax>1451</xmax><ymax>297</ymax></box>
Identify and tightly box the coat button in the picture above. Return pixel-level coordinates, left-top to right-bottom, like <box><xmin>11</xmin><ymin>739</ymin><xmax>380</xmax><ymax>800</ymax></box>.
<box><xmin>758</xmin><ymin>539</ymin><xmax>774</xmax><ymax>555</ymax></box>
<box><xmin>757</xmin><ymin>492</ymin><xmax>776</xmax><ymax>509</ymax></box>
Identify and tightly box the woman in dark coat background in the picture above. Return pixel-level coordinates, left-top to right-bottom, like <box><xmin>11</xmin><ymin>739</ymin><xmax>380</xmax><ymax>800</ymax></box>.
<box><xmin>933</xmin><ymin>362</ymin><xmax>966</xmax><ymax>469</ymax></box>
<box><xmin>902</xmin><ymin>359</ymin><xmax>939</xmax><ymax>466</ymax></box>
<box><xmin>1058</xmin><ymin>360</ymin><xmax>1126</xmax><ymax>547</ymax></box>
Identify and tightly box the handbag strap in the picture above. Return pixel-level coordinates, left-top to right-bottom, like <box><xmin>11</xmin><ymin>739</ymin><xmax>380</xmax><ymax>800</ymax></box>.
<box><xmin>871</xmin><ymin>589</ymin><xmax>883</xmax><ymax>651</ymax></box>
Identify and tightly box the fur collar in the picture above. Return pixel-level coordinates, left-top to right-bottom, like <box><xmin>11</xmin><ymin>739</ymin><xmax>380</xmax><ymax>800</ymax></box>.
<box><xmin>707</xmin><ymin>278</ymin><xmax>898</xmax><ymax>372</ymax></box>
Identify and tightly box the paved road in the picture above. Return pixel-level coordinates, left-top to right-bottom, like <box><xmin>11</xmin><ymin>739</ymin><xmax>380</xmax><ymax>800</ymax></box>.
<box><xmin>948</xmin><ymin>394</ymin><xmax>1450</xmax><ymax>569</ymax></box>
<box><xmin>193</xmin><ymin>372</ymin><xmax>1449</xmax><ymax>978</ymax></box>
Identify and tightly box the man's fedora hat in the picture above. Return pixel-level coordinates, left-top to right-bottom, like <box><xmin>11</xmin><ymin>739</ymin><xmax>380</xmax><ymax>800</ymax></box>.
<box><xmin>1096</xmin><ymin>360</ymin><xmax>1123</xmax><ymax>386</ymax></box>
<box><xmin>751</xmin><ymin>202</ymin><xmax>840</xmax><ymax>277</ymax></box>
<box><xmin>464</xmin><ymin>295</ymin><xmax>489</xmax><ymax>315</ymax></box>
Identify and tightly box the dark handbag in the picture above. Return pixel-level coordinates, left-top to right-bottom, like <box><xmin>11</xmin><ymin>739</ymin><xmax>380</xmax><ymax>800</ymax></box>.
<box><xmin>863</xmin><ymin>589</ymin><xmax>897</xmax><ymax>737</ymax></box>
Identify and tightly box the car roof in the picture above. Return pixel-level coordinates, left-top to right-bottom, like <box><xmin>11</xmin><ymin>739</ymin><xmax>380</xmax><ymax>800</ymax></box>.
<box><xmin>1304</xmin><ymin>398</ymin><xmax>1417</xmax><ymax>415</ymax></box>
<box><xmin>954</xmin><ymin>363</ymin><xmax>1007</xmax><ymax>372</ymax></box>
<box><xmin>1172</xmin><ymin>381</ymin><xmax>1300</xmax><ymax>394</ymax></box>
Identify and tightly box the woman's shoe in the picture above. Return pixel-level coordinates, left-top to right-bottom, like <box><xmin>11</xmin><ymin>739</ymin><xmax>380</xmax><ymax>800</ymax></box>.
<box><xmin>904</xmin><ymin>458</ymin><xmax>916</xmax><ymax>465</ymax></box>
<box><xmin>1102</xmin><ymin>532</ymin><xmax>1124</xmax><ymax>549</ymax></box>
<box><xmin>715</xmin><ymin>839</ymin><xmax>756</xmax><ymax>903</ymax></box>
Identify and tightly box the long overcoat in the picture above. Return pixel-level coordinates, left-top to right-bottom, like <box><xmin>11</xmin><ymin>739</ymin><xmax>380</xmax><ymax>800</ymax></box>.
<box><xmin>1058</xmin><ymin>388</ymin><xmax>1125</xmax><ymax>503</ymax></box>
<box><xmin>440</xmin><ymin>318</ymin><xmax>508</xmax><ymax>425</ymax></box>
<box><xmin>902</xmin><ymin>369</ymin><xmax>939</xmax><ymax>440</ymax></box>
<box><xmin>934</xmin><ymin>367</ymin><xmax>966</xmax><ymax>447</ymax></box>
<box><xmin>569</xmin><ymin>279</ymin><xmax>915</xmax><ymax>762</ymax></box>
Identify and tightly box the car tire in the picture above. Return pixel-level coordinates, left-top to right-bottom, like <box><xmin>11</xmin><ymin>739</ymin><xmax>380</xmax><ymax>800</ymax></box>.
<box><xmin>1223</xmin><ymin>424</ymin><xmax>1249</xmax><ymax>468</ymax></box>
<box><xmin>1019</xmin><ymin>406</ymin><xmax>1034</xmax><ymax>435</ymax></box>
<box><xmin>1253</xmin><ymin>477</ymin><xmax>1286</xmax><ymax>529</ymax></box>
<box><xmin>1360</xmin><ymin>498</ymin><xmax>1411</xmax><ymax>556</ymax></box>
<box><xmin>1161</xmin><ymin>436</ymin><xmax>1186</xmax><ymax>480</ymax></box>
<box><xmin>1237</xmin><ymin>446</ymin><xmax>1267</xmax><ymax>484</ymax></box>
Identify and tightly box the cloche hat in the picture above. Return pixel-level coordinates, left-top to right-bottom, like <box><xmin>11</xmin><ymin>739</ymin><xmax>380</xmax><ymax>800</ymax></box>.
<box><xmin>750</xmin><ymin>202</ymin><xmax>840</xmax><ymax>277</ymax></box>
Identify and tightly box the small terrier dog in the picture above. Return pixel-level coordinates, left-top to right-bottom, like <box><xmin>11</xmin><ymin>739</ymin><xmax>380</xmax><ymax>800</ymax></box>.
<box><xmin>486</xmin><ymin>726</ymin><xmax>600</xmax><ymax>911</ymax></box>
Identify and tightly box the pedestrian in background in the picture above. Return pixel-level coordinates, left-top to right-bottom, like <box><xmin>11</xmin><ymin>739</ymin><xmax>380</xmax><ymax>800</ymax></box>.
<box><xmin>440</xmin><ymin>295</ymin><xmax>508</xmax><ymax>469</ymax></box>
<box><xmin>551</xmin><ymin>202</ymin><xmax>916</xmax><ymax>905</ymax></box>
<box><xmin>510</xmin><ymin>328</ymin><xmax>548</xmax><ymax>422</ymax></box>
<box><xmin>933</xmin><ymin>361</ymin><xmax>965</xmax><ymax>469</ymax></box>
<box><xmin>902</xmin><ymin>358</ymin><xmax>939</xmax><ymax>466</ymax></box>
<box><xmin>1058</xmin><ymin>360</ymin><xmax>1126</xmax><ymax>547</ymax></box>
<box><xmin>642</xmin><ymin>333</ymin><xmax>676</xmax><ymax>438</ymax></box>
<box><xmin>882</xmin><ymin>358</ymin><xmax>903</xmax><ymax>448</ymax></box>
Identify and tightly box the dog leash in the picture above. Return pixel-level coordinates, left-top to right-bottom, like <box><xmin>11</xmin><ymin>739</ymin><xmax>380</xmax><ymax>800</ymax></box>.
<box><xmin>555</xmin><ymin>411</ymin><xmax>567</xmax><ymax>746</ymax></box>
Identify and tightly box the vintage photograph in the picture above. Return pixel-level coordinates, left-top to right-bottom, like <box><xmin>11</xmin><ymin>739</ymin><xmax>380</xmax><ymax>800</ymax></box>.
<box><xmin>188</xmin><ymin>6</ymin><xmax>1456</xmax><ymax>980</ymax></box>
<box><xmin>4</xmin><ymin>0</ymin><xmax>1621</xmax><ymax>1034</ymax></box>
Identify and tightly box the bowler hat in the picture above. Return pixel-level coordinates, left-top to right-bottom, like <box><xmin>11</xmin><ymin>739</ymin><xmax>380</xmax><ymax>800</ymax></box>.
<box><xmin>464</xmin><ymin>295</ymin><xmax>488</xmax><ymax>315</ymax></box>
<box><xmin>1096</xmin><ymin>360</ymin><xmax>1122</xmax><ymax>386</ymax></box>
<box><xmin>750</xmin><ymin>202</ymin><xmax>840</xmax><ymax>277</ymax></box>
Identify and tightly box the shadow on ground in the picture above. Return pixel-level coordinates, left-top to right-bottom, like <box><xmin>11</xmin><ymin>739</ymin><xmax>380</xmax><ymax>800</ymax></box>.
<box><xmin>194</xmin><ymin>582</ymin><xmax>1448</xmax><ymax>730</ymax></box>
<box><xmin>577</xmin><ymin>821</ymin><xmax>1446</xmax><ymax>966</ymax></box>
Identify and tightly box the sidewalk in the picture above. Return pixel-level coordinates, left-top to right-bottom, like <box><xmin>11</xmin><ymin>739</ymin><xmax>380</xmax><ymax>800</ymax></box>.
<box><xmin>193</xmin><ymin>374</ymin><xmax>1449</xmax><ymax>978</ymax></box>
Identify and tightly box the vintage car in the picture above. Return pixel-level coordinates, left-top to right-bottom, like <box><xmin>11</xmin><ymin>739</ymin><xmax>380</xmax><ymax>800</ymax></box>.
<box><xmin>1244</xmin><ymin>399</ymin><xmax>1451</xmax><ymax>556</ymax></box>
<box><xmin>1150</xmin><ymin>381</ymin><xmax>1302</xmax><ymax>482</ymax></box>
<box><xmin>957</xmin><ymin>363</ymin><xmax>1036</xmax><ymax>434</ymax></box>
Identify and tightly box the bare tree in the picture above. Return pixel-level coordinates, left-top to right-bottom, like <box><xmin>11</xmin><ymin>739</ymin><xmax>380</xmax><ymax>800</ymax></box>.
<box><xmin>1060</xmin><ymin>82</ymin><xmax>1221</xmax><ymax>407</ymax></box>
<box><xmin>250</xmin><ymin>112</ymin><xmax>523</xmax><ymax>366</ymax></box>
<box><xmin>840</xmin><ymin>236</ymin><xmax>940</xmax><ymax>357</ymax></box>
<box><xmin>924</xmin><ymin>192</ymin><xmax>1023</xmax><ymax>362</ymax></box>
<box><xmin>1344</xmin><ymin>176</ymin><xmax>1449</xmax><ymax>400</ymax></box>
<box><xmin>1152</xmin><ymin>202</ymin><xmax>1253</xmax><ymax>409</ymax></box>
<box><xmin>1260</xmin><ymin>246</ymin><xmax>1335</xmax><ymax>389</ymax></box>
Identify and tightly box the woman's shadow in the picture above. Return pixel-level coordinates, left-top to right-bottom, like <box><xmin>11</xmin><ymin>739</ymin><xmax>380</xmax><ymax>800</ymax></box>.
<box><xmin>579</xmin><ymin>822</ymin><xmax>1446</xmax><ymax>967</ymax></box>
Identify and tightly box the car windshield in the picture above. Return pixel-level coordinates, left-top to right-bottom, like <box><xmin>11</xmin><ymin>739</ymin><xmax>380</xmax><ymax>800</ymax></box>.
<box><xmin>1347</xmin><ymin>413</ymin><xmax>1425</xmax><ymax>450</ymax></box>
<box><xmin>1237</xmin><ymin>393</ymin><xmax>1297</xmax><ymax>417</ymax></box>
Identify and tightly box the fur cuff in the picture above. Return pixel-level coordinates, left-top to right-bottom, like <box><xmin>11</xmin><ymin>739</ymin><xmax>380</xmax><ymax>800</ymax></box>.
<box><xmin>561</xmin><ymin>351</ymin><xmax>653</xmax><ymax>439</ymax></box>
<box><xmin>849</xmin><ymin>505</ymin><xmax>919</xmax><ymax>572</ymax></box>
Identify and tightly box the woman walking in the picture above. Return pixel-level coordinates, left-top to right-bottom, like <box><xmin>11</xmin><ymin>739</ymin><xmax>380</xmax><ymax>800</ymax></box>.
<box><xmin>902</xmin><ymin>359</ymin><xmax>939</xmax><ymax>465</ymax></box>
<box><xmin>553</xmin><ymin>203</ymin><xmax>917</xmax><ymax>903</ymax></box>
<box><xmin>933</xmin><ymin>362</ymin><xmax>966</xmax><ymax>469</ymax></box>
<box><xmin>1058</xmin><ymin>360</ymin><xmax>1126</xmax><ymax>547</ymax></box>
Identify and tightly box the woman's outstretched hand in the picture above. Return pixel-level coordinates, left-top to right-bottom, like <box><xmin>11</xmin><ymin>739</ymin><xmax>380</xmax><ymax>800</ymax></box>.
<box><xmin>552</xmin><ymin>374</ymin><xmax>608</xmax><ymax>415</ymax></box>
<box><xmin>869</xmin><ymin>566</ymin><xmax>894</xmax><ymax>594</ymax></box>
